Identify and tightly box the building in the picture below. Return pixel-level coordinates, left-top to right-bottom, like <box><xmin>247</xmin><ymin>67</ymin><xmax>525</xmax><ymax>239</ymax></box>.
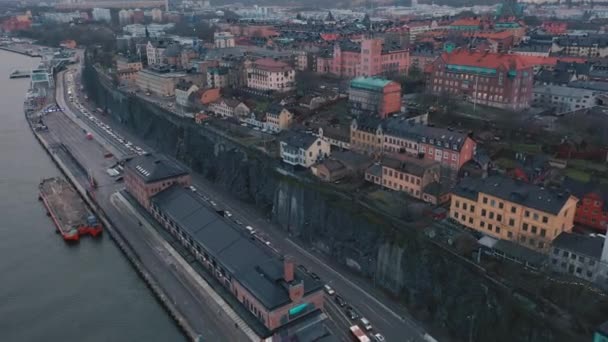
<box><xmin>552</xmin><ymin>36</ymin><xmax>608</xmax><ymax>58</ymax></box>
<box><xmin>147</xmin><ymin>186</ymin><xmax>325</xmax><ymax>332</ymax></box>
<box><xmin>192</xmin><ymin>88</ymin><xmax>221</xmax><ymax>106</ymax></box>
<box><xmin>317</xmin><ymin>126</ymin><xmax>350</xmax><ymax>150</ymax></box>
<box><xmin>549</xmin><ymin>232</ymin><xmax>608</xmax><ymax>288</ymax></box>
<box><xmin>214</xmin><ymin>32</ymin><xmax>235</xmax><ymax>48</ymax></box>
<box><xmin>365</xmin><ymin>154</ymin><xmax>440</xmax><ymax>202</ymax></box>
<box><xmin>151</xmin><ymin>8</ymin><xmax>163</xmax><ymax>22</ymax></box>
<box><xmin>541</xmin><ymin>21</ymin><xmax>567</xmax><ymax>35</ymax></box>
<box><xmin>207</xmin><ymin>67</ymin><xmax>230</xmax><ymax>88</ymax></box>
<box><xmin>92</xmin><ymin>8</ymin><xmax>112</xmax><ymax>22</ymax></box>
<box><xmin>136</xmin><ymin>67</ymin><xmax>202</xmax><ymax>97</ymax></box>
<box><xmin>209</xmin><ymin>98</ymin><xmax>250</xmax><ymax>118</ymax></box>
<box><xmin>146</xmin><ymin>40</ymin><xmax>170</xmax><ymax>66</ymax></box>
<box><xmin>427</xmin><ymin>49</ymin><xmax>534</xmax><ymax>110</ymax></box>
<box><xmin>312</xmin><ymin>151</ymin><xmax>372</xmax><ymax>182</ymax></box>
<box><xmin>450</xmin><ymin>176</ymin><xmax>578</xmax><ymax>252</ymax></box>
<box><xmin>532</xmin><ymin>85</ymin><xmax>598</xmax><ymax>114</ymax></box>
<box><xmin>118</xmin><ymin>9</ymin><xmax>133</xmax><ymax>25</ymax></box>
<box><xmin>280</xmin><ymin>132</ymin><xmax>331</xmax><ymax>168</ymax></box>
<box><xmin>350</xmin><ymin>118</ymin><xmax>477</xmax><ymax>171</ymax></box>
<box><xmin>349</xmin><ymin>77</ymin><xmax>402</xmax><ymax>118</ymax></box>
<box><xmin>562</xmin><ymin>177</ymin><xmax>608</xmax><ymax>233</ymax></box>
<box><xmin>174</xmin><ymin>80</ymin><xmax>199</xmax><ymax>108</ymax></box>
<box><xmin>246</xmin><ymin>58</ymin><xmax>295</xmax><ymax>93</ymax></box>
<box><xmin>124</xmin><ymin>153</ymin><xmax>191</xmax><ymax>210</ymax></box>
<box><xmin>265</xmin><ymin>106</ymin><xmax>293</xmax><ymax>133</ymax></box>
<box><xmin>316</xmin><ymin>38</ymin><xmax>410</xmax><ymax>78</ymax></box>
<box><xmin>116</xmin><ymin>55</ymin><xmax>143</xmax><ymax>72</ymax></box>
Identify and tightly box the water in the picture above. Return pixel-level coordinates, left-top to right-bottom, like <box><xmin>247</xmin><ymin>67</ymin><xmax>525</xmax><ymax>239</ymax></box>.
<box><xmin>0</xmin><ymin>50</ymin><xmax>185</xmax><ymax>342</ymax></box>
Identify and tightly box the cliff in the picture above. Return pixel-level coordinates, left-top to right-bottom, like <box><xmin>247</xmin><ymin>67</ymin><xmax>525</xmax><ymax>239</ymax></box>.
<box><xmin>83</xmin><ymin>58</ymin><xmax>606</xmax><ymax>342</ymax></box>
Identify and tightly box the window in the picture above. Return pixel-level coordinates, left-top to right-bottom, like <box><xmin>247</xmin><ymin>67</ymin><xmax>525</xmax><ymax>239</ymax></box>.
<box><xmin>481</xmin><ymin>209</ymin><xmax>487</xmax><ymax>217</ymax></box>
<box><xmin>499</xmin><ymin>202</ymin><xmax>504</xmax><ymax>209</ymax></box>
<box><xmin>489</xmin><ymin>212</ymin><xmax>494</xmax><ymax>219</ymax></box>
<box><xmin>480</xmin><ymin>221</ymin><xmax>485</xmax><ymax>227</ymax></box>
<box><xmin>488</xmin><ymin>224</ymin><xmax>493</xmax><ymax>231</ymax></box>
<box><xmin>509</xmin><ymin>218</ymin><xmax>515</xmax><ymax>226</ymax></box>
<box><xmin>540</xmin><ymin>229</ymin><xmax>546</xmax><ymax>237</ymax></box>
<box><xmin>579</xmin><ymin>256</ymin><xmax>586</xmax><ymax>263</ymax></box>
<box><xmin>511</xmin><ymin>206</ymin><xmax>517</xmax><ymax>214</ymax></box>
<box><xmin>524</xmin><ymin>210</ymin><xmax>530</xmax><ymax>218</ymax></box>
<box><xmin>523</xmin><ymin>223</ymin><xmax>529</xmax><ymax>231</ymax></box>
<box><xmin>576</xmin><ymin>267</ymin><xmax>582</xmax><ymax>274</ymax></box>
<box><xmin>507</xmin><ymin>231</ymin><xmax>513</xmax><ymax>238</ymax></box>
<box><xmin>520</xmin><ymin>236</ymin><xmax>526</xmax><ymax>243</ymax></box>
<box><xmin>490</xmin><ymin>199</ymin><xmax>496</xmax><ymax>207</ymax></box>
<box><xmin>469</xmin><ymin>217</ymin><xmax>473</xmax><ymax>224</ymax></box>
<box><xmin>586</xmin><ymin>271</ymin><xmax>593</xmax><ymax>278</ymax></box>
<box><xmin>454</xmin><ymin>212</ymin><xmax>459</xmax><ymax>219</ymax></box>
<box><xmin>562</xmin><ymin>251</ymin><xmax>569</xmax><ymax>257</ymax></box>
<box><xmin>529</xmin><ymin>238</ymin><xmax>536</xmax><ymax>246</ymax></box>
<box><xmin>570</xmin><ymin>253</ymin><xmax>577</xmax><ymax>260</ymax></box>
<box><xmin>462</xmin><ymin>214</ymin><xmax>467</xmax><ymax>222</ymax></box>
<box><xmin>483</xmin><ymin>197</ymin><xmax>488</xmax><ymax>204</ymax></box>
<box><xmin>531</xmin><ymin>226</ymin><xmax>537</xmax><ymax>234</ymax></box>
<box><xmin>533</xmin><ymin>213</ymin><xmax>539</xmax><ymax>221</ymax></box>
<box><xmin>495</xmin><ymin>227</ymin><xmax>501</xmax><ymax>234</ymax></box>
<box><xmin>470</xmin><ymin>205</ymin><xmax>475</xmax><ymax>213</ymax></box>
<box><xmin>542</xmin><ymin>216</ymin><xmax>548</xmax><ymax>223</ymax></box>
<box><xmin>462</xmin><ymin>203</ymin><xmax>467</xmax><ymax>210</ymax></box>
<box><xmin>497</xmin><ymin>214</ymin><xmax>502</xmax><ymax>221</ymax></box>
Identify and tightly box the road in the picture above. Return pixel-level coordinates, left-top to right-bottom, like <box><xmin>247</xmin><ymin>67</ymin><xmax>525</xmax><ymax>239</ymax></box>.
<box><xmin>51</xmin><ymin>69</ymin><xmax>251</xmax><ymax>342</ymax></box>
<box><xmin>65</xmin><ymin>64</ymin><xmax>432</xmax><ymax>342</ymax></box>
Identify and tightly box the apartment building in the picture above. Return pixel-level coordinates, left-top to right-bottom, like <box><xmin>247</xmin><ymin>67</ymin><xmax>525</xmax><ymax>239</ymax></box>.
<box><xmin>214</xmin><ymin>31</ymin><xmax>235</xmax><ymax>48</ymax></box>
<box><xmin>265</xmin><ymin>106</ymin><xmax>293</xmax><ymax>133</ymax></box>
<box><xmin>316</xmin><ymin>38</ymin><xmax>410</xmax><ymax>78</ymax></box>
<box><xmin>349</xmin><ymin>77</ymin><xmax>402</xmax><ymax>119</ymax></box>
<box><xmin>550</xmin><ymin>232</ymin><xmax>608</xmax><ymax>287</ymax></box>
<box><xmin>116</xmin><ymin>55</ymin><xmax>143</xmax><ymax>72</ymax></box>
<box><xmin>280</xmin><ymin>132</ymin><xmax>331</xmax><ymax>168</ymax></box>
<box><xmin>427</xmin><ymin>49</ymin><xmax>534</xmax><ymax>110</ymax></box>
<box><xmin>207</xmin><ymin>67</ymin><xmax>230</xmax><ymax>88</ymax></box>
<box><xmin>552</xmin><ymin>36</ymin><xmax>608</xmax><ymax>58</ymax></box>
<box><xmin>146</xmin><ymin>40</ymin><xmax>170</xmax><ymax>66</ymax></box>
<box><xmin>450</xmin><ymin>176</ymin><xmax>578</xmax><ymax>252</ymax></box>
<box><xmin>209</xmin><ymin>98</ymin><xmax>250</xmax><ymax>118</ymax></box>
<box><xmin>136</xmin><ymin>67</ymin><xmax>203</xmax><ymax>97</ymax></box>
<box><xmin>350</xmin><ymin>117</ymin><xmax>477</xmax><ymax>171</ymax></box>
<box><xmin>174</xmin><ymin>80</ymin><xmax>199</xmax><ymax>108</ymax></box>
<box><xmin>532</xmin><ymin>85</ymin><xmax>597</xmax><ymax>114</ymax></box>
<box><xmin>246</xmin><ymin>58</ymin><xmax>295</xmax><ymax>93</ymax></box>
<box><xmin>563</xmin><ymin>177</ymin><xmax>608</xmax><ymax>233</ymax></box>
<box><xmin>366</xmin><ymin>154</ymin><xmax>440</xmax><ymax>201</ymax></box>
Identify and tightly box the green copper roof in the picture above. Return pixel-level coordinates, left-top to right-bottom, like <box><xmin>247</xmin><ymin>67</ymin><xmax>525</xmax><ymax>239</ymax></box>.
<box><xmin>350</xmin><ymin>77</ymin><xmax>393</xmax><ymax>91</ymax></box>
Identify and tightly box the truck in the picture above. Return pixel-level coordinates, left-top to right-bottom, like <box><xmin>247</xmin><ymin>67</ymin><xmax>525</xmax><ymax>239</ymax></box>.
<box><xmin>349</xmin><ymin>325</ymin><xmax>370</xmax><ymax>342</ymax></box>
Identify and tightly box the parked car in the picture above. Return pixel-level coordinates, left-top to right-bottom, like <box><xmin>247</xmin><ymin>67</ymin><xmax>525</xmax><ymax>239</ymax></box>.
<box><xmin>224</xmin><ymin>210</ymin><xmax>233</xmax><ymax>218</ymax></box>
<box><xmin>334</xmin><ymin>295</ymin><xmax>346</xmax><ymax>307</ymax></box>
<box><xmin>370</xmin><ymin>333</ymin><xmax>385</xmax><ymax>342</ymax></box>
<box><xmin>297</xmin><ymin>264</ymin><xmax>308</xmax><ymax>273</ymax></box>
<box><xmin>345</xmin><ymin>307</ymin><xmax>359</xmax><ymax>320</ymax></box>
<box><xmin>323</xmin><ymin>285</ymin><xmax>335</xmax><ymax>296</ymax></box>
<box><xmin>245</xmin><ymin>225</ymin><xmax>256</xmax><ymax>234</ymax></box>
<box><xmin>310</xmin><ymin>272</ymin><xmax>321</xmax><ymax>281</ymax></box>
<box><xmin>360</xmin><ymin>317</ymin><xmax>372</xmax><ymax>331</ymax></box>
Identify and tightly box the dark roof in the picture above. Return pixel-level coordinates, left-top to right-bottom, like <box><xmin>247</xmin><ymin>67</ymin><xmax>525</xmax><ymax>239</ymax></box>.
<box><xmin>152</xmin><ymin>186</ymin><xmax>323</xmax><ymax>310</ymax></box>
<box><xmin>331</xmin><ymin>150</ymin><xmax>372</xmax><ymax>170</ymax></box>
<box><xmin>493</xmin><ymin>239</ymin><xmax>547</xmax><ymax>266</ymax></box>
<box><xmin>452</xmin><ymin>175</ymin><xmax>574</xmax><ymax>215</ymax></box>
<box><xmin>125</xmin><ymin>154</ymin><xmax>188</xmax><ymax>184</ymax></box>
<box><xmin>318</xmin><ymin>159</ymin><xmax>345</xmax><ymax>172</ymax></box>
<box><xmin>366</xmin><ymin>164</ymin><xmax>382</xmax><ymax>178</ymax></box>
<box><xmin>280</xmin><ymin>131</ymin><xmax>318</xmax><ymax>150</ymax></box>
<box><xmin>382</xmin><ymin>154</ymin><xmax>438</xmax><ymax>177</ymax></box>
<box><xmin>163</xmin><ymin>44</ymin><xmax>181</xmax><ymax>57</ymax></box>
<box><xmin>561</xmin><ymin>177</ymin><xmax>608</xmax><ymax>211</ymax></box>
<box><xmin>423</xmin><ymin>181</ymin><xmax>447</xmax><ymax>196</ymax></box>
<box><xmin>555</xmin><ymin>35</ymin><xmax>608</xmax><ymax>48</ymax></box>
<box><xmin>384</xmin><ymin>118</ymin><xmax>470</xmax><ymax>150</ymax></box>
<box><xmin>175</xmin><ymin>80</ymin><xmax>195</xmax><ymax>91</ymax></box>
<box><xmin>552</xmin><ymin>232</ymin><xmax>604</xmax><ymax>259</ymax></box>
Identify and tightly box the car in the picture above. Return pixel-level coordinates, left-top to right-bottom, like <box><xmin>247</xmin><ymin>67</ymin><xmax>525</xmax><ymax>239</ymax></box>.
<box><xmin>265</xmin><ymin>241</ymin><xmax>272</xmax><ymax>247</ymax></box>
<box><xmin>370</xmin><ymin>333</ymin><xmax>385</xmax><ymax>342</ymax></box>
<box><xmin>334</xmin><ymin>295</ymin><xmax>346</xmax><ymax>307</ymax></box>
<box><xmin>310</xmin><ymin>272</ymin><xmax>320</xmax><ymax>281</ymax></box>
<box><xmin>189</xmin><ymin>186</ymin><xmax>197</xmax><ymax>192</ymax></box>
<box><xmin>224</xmin><ymin>210</ymin><xmax>233</xmax><ymax>218</ymax></box>
<box><xmin>345</xmin><ymin>307</ymin><xmax>359</xmax><ymax>320</ymax></box>
<box><xmin>359</xmin><ymin>317</ymin><xmax>372</xmax><ymax>331</ymax></box>
<box><xmin>297</xmin><ymin>264</ymin><xmax>308</xmax><ymax>273</ymax></box>
<box><xmin>245</xmin><ymin>225</ymin><xmax>256</xmax><ymax>234</ymax></box>
<box><xmin>209</xmin><ymin>200</ymin><xmax>217</xmax><ymax>207</ymax></box>
<box><xmin>235</xmin><ymin>219</ymin><xmax>243</xmax><ymax>226</ymax></box>
<box><xmin>323</xmin><ymin>284</ymin><xmax>335</xmax><ymax>296</ymax></box>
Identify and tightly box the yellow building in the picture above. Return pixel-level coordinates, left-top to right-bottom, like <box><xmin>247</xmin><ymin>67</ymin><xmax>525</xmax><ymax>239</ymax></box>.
<box><xmin>265</xmin><ymin>106</ymin><xmax>293</xmax><ymax>133</ymax></box>
<box><xmin>450</xmin><ymin>176</ymin><xmax>578</xmax><ymax>252</ymax></box>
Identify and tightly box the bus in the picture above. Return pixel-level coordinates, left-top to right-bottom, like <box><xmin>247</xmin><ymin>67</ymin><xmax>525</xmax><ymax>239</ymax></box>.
<box><xmin>349</xmin><ymin>325</ymin><xmax>370</xmax><ymax>342</ymax></box>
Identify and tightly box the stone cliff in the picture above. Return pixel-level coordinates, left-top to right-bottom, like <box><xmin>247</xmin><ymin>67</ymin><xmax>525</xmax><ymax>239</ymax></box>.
<box><xmin>83</xmin><ymin>59</ymin><xmax>605</xmax><ymax>342</ymax></box>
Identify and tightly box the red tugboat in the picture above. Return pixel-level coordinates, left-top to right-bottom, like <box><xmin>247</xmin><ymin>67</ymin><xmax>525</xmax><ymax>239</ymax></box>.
<box><xmin>38</xmin><ymin>177</ymin><xmax>102</xmax><ymax>242</ymax></box>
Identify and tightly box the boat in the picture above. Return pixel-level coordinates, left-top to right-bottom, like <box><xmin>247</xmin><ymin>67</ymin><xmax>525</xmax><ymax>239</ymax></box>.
<box><xmin>10</xmin><ymin>70</ymin><xmax>30</xmax><ymax>79</ymax></box>
<box><xmin>38</xmin><ymin>177</ymin><xmax>102</xmax><ymax>242</ymax></box>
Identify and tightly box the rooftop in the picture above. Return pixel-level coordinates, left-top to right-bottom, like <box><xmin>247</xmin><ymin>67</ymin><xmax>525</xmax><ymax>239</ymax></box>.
<box><xmin>552</xmin><ymin>232</ymin><xmax>605</xmax><ymax>260</ymax></box>
<box><xmin>452</xmin><ymin>175</ymin><xmax>576</xmax><ymax>215</ymax></box>
<box><xmin>382</xmin><ymin>154</ymin><xmax>438</xmax><ymax>177</ymax></box>
<box><xmin>252</xmin><ymin>58</ymin><xmax>293</xmax><ymax>72</ymax></box>
<box><xmin>350</xmin><ymin>77</ymin><xmax>394</xmax><ymax>91</ymax></box>
<box><xmin>438</xmin><ymin>49</ymin><xmax>531</xmax><ymax>71</ymax></box>
<box><xmin>125</xmin><ymin>154</ymin><xmax>188</xmax><ymax>184</ymax></box>
<box><xmin>280</xmin><ymin>131</ymin><xmax>318</xmax><ymax>150</ymax></box>
<box><xmin>152</xmin><ymin>186</ymin><xmax>323</xmax><ymax>310</ymax></box>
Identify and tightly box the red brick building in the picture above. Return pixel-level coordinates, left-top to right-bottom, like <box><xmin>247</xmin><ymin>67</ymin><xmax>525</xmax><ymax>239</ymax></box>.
<box><xmin>349</xmin><ymin>77</ymin><xmax>402</xmax><ymax>118</ymax></box>
<box><xmin>124</xmin><ymin>153</ymin><xmax>191</xmax><ymax>210</ymax></box>
<box><xmin>563</xmin><ymin>177</ymin><xmax>608</xmax><ymax>232</ymax></box>
<box><xmin>428</xmin><ymin>49</ymin><xmax>534</xmax><ymax>110</ymax></box>
<box><xmin>541</xmin><ymin>21</ymin><xmax>568</xmax><ymax>35</ymax></box>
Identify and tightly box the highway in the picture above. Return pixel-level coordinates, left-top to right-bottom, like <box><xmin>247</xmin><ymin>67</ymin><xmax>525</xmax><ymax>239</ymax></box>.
<box><xmin>50</xmin><ymin>69</ymin><xmax>251</xmax><ymax>342</ymax></box>
<box><xmin>62</xmin><ymin>63</ymin><xmax>432</xmax><ymax>342</ymax></box>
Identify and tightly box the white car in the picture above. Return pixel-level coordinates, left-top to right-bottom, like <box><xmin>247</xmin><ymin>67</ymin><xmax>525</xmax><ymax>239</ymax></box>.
<box><xmin>189</xmin><ymin>186</ymin><xmax>197</xmax><ymax>192</ymax></box>
<box><xmin>323</xmin><ymin>285</ymin><xmax>335</xmax><ymax>296</ymax></box>
<box><xmin>224</xmin><ymin>211</ymin><xmax>232</xmax><ymax>218</ymax></box>
<box><xmin>245</xmin><ymin>226</ymin><xmax>256</xmax><ymax>234</ymax></box>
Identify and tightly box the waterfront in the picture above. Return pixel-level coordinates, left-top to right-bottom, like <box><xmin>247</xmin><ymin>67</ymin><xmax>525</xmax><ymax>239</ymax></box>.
<box><xmin>0</xmin><ymin>50</ymin><xmax>185</xmax><ymax>341</ymax></box>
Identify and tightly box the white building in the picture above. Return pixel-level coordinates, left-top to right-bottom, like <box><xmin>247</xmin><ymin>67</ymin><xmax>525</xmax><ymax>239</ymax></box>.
<box><xmin>245</xmin><ymin>58</ymin><xmax>295</xmax><ymax>93</ymax></box>
<box><xmin>533</xmin><ymin>85</ymin><xmax>598</xmax><ymax>114</ymax></box>
<box><xmin>92</xmin><ymin>8</ymin><xmax>112</xmax><ymax>23</ymax></box>
<box><xmin>118</xmin><ymin>9</ymin><xmax>133</xmax><ymax>25</ymax></box>
<box><xmin>209</xmin><ymin>98</ymin><xmax>250</xmax><ymax>118</ymax></box>
<box><xmin>174</xmin><ymin>81</ymin><xmax>199</xmax><ymax>108</ymax></box>
<box><xmin>151</xmin><ymin>8</ymin><xmax>163</xmax><ymax>22</ymax></box>
<box><xmin>123</xmin><ymin>23</ymin><xmax>175</xmax><ymax>38</ymax></box>
<box><xmin>136</xmin><ymin>68</ymin><xmax>191</xmax><ymax>97</ymax></box>
<box><xmin>214</xmin><ymin>32</ymin><xmax>235</xmax><ymax>49</ymax></box>
<box><xmin>146</xmin><ymin>40</ymin><xmax>169</xmax><ymax>66</ymax></box>
<box><xmin>280</xmin><ymin>132</ymin><xmax>331</xmax><ymax>168</ymax></box>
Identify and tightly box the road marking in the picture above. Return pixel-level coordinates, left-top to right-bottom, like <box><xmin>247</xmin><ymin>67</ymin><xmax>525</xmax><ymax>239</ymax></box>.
<box><xmin>362</xmin><ymin>302</ymin><xmax>392</xmax><ymax>326</ymax></box>
<box><xmin>284</xmin><ymin>238</ymin><xmax>418</xmax><ymax>328</ymax></box>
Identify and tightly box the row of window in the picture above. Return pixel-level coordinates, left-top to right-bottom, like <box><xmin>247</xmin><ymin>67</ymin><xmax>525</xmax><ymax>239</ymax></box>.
<box><xmin>383</xmin><ymin>167</ymin><xmax>421</xmax><ymax>185</ymax></box>
<box><xmin>552</xmin><ymin>258</ymin><xmax>595</xmax><ymax>279</ymax></box>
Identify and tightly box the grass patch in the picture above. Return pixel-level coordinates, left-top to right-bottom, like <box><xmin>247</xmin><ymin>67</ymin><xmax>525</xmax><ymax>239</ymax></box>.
<box><xmin>564</xmin><ymin>168</ymin><xmax>591</xmax><ymax>182</ymax></box>
<box><xmin>511</xmin><ymin>143</ymin><xmax>542</xmax><ymax>154</ymax></box>
<box><xmin>495</xmin><ymin>157</ymin><xmax>518</xmax><ymax>169</ymax></box>
<box><xmin>568</xmin><ymin>159</ymin><xmax>608</xmax><ymax>173</ymax></box>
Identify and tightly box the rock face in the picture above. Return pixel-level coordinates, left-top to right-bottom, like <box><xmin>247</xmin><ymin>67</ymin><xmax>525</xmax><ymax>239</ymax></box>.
<box><xmin>83</xmin><ymin>60</ymin><xmax>595</xmax><ymax>342</ymax></box>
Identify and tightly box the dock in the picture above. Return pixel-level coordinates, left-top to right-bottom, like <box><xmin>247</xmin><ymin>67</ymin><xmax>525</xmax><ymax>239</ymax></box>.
<box><xmin>10</xmin><ymin>70</ymin><xmax>30</xmax><ymax>79</ymax></box>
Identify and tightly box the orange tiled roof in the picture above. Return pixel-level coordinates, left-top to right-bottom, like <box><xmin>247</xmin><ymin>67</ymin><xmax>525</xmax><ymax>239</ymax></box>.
<box><xmin>465</xmin><ymin>30</ymin><xmax>514</xmax><ymax>40</ymax></box>
<box><xmin>451</xmin><ymin>18</ymin><xmax>481</xmax><ymax>27</ymax></box>
<box><xmin>440</xmin><ymin>49</ymin><xmax>531</xmax><ymax>70</ymax></box>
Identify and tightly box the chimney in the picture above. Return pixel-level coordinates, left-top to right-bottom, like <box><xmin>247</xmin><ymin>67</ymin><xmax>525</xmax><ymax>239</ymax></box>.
<box><xmin>283</xmin><ymin>255</ymin><xmax>295</xmax><ymax>283</ymax></box>
<box><xmin>288</xmin><ymin>280</ymin><xmax>304</xmax><ymax>302</ymax></box>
